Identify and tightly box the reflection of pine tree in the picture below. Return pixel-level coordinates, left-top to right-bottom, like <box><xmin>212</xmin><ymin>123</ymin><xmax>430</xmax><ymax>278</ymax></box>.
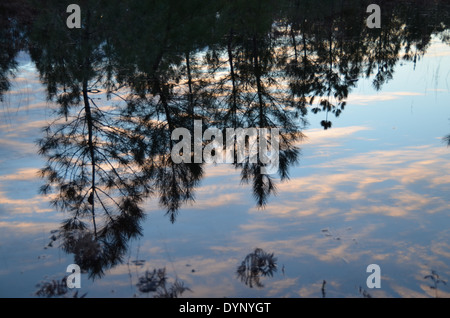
<box><xmin>286</xmin><ymin>6</ymin><xmax>358</xmax><ymax>130</ymax></box>
<box><xmin>205</xmin><ymin>9</ymin><xmax>305</xmax><ymax>206</ymax></box>
<box><xmin>118</xmin><ymin>60</ymin><xmax>206</xmax><ymax>223</ymax></box>
<box><xmin>0</xmin><ymin>1</ymin><xmax>32</xmax><ymax>101</ymax></box>
<box><xmin>123</xmin><ymin>97</ymin><xmax>205</xmax><ymax>223</ymax></box>
<box><xmin>31</xmin><ymin>2</ymin><xmax>151</xmax><ymax>277</ymax></box>
<box><xmin>237</xmin><ymin>248</ymin><xmax>277</xmax><ymax>288</ymax></box>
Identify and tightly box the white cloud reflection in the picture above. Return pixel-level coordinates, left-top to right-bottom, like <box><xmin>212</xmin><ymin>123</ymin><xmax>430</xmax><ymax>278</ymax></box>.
<box><xmin>346</xmin><ymin>91</ymin><xmax>424</xmax><ymax>106</ymax></box>
<box><xmin>252</xmin><ymin>143</ymin><xmax>450</xmax><ymax>221</ymax></box>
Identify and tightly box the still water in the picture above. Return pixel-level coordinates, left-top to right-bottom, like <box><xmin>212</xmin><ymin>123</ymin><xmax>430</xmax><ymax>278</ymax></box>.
<box><xmin>1</xmin><ymin>0</ymin><xmax>450</xmax><ymax>298</ymax></box>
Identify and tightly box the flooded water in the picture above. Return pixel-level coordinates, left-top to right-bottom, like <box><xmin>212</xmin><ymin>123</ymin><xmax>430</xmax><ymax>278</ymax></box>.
<box><xmin>1</xmin><ymin>0</ymin><xmax>450</xmax><ymax>298</ymax></box>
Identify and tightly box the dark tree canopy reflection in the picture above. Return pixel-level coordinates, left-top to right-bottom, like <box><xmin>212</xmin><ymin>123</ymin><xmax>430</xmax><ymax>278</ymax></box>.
<box><xmin>0</xmin><ymin>1</ymin><xmax>33</xmax><ymax>101</ymax></box>
<box><xmin>2</xmin><ymin>0</ymin><xmax>450</xmax><ymax>281</ymax></box>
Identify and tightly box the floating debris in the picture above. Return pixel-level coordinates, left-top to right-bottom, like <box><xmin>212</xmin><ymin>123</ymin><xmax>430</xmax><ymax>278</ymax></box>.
<box><xmin>321</xmin><ymin>227</ymin><xmax>354</xmax><ymax>242</ymax></box>
<box><xmin>424</xmin><ymin>270</ymin><xmax>447</xmax><ymax>298</ymax></box>
<box><xmin>131</xmin><ymin>260</ymin><xmax>146</xmax><ymax>266</ymax></box>
<box><xmin>359</xmin><ymin>286</ymin><xmax>372</xmax><ymax>298</ymax></box>
<box><xmin>321</xmin><ymin>280</ymin><xmax>326</xmax><ymax>298</ymax></box>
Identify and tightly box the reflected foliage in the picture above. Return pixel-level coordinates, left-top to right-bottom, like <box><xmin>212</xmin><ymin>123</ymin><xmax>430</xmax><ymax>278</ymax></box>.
<box><xmin>444</xmin><ymin>134</ymin><xmax>450</xmax><ymax>147</ymax></box>
<box><xmin>236</xmin><ymin>248</ymin><xmax>277</xmax><ymax>288</ymax></box>
<box><xmin>424</xmin><ymin>270</ymin><xmax>447</xmax><ymax>298</ymax></box>
<box><xmin>136</xmin><ymin>268</ymin><xmax>191</xmax><ymax>298</ymax></box>
<box><xmin>35</xmin><ymin>276</ymin><xmax>87</xmax><ymax>298</ymax></box>
<box><xmin>35</xmin><ymin>277</ymin><xmax>68</xmax><ymax>298</ymax></box>
<box><xmin>3</xmin><ymin>0</ymin><xmax>450</xmax><ymax>284</ymax></box>
<box><xmin>358</xmin><ymin>286</ymin><xmax>372</xmax><ymax>298</ymax></box>
<box><xmin>0</xmin><ymin>1</ymin><xmax>33</xmax><ymax>101</ymax></box>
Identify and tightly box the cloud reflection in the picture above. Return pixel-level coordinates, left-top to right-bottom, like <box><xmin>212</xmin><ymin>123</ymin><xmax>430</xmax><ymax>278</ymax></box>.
<box><xmin>253</xmin><ymin>144</ymin><xmax>450</xmax><ymax>221</ymax></box>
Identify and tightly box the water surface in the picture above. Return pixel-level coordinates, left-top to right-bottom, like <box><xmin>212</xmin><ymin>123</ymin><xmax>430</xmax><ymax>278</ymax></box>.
<box><xmin>1</xmin><ymin>0</ymin><xmax>450</xmax><ymax>298</ymax></box>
